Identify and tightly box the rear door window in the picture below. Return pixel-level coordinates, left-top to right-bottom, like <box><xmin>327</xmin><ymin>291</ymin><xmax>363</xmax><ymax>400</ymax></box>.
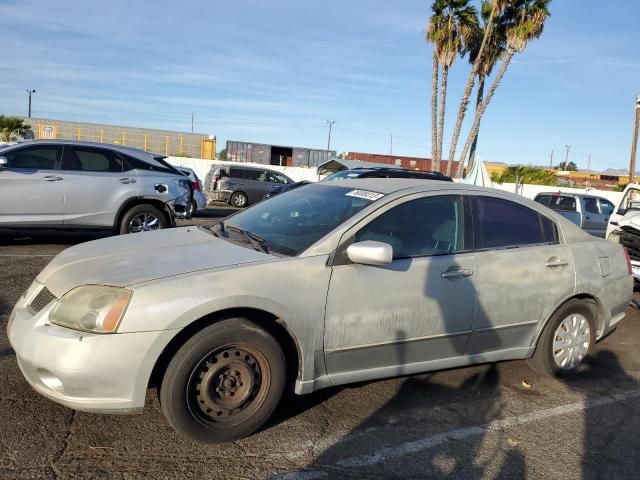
<box><xmin>62</xmin><ymin>147</ymin><xmax>123</xmax><ymax>172</ymax></box>
<box><xmin>599</xmin><ymin>199</ymin><xmax>615</xmax><ymax>216</ymax></box>
<box><xmin>3</xmin><ymin>145</ymin><xmax>61</xmax><ymax>169</ymax></box>
<box><xmin>474</xmin><ymin>196</ymin><xmax>555</xmax><ymax>249</ymax></box>
<box><xmin>583</xmin><ymin>197</ymin><xmax>600</xmax><ymax>214</ymax></box>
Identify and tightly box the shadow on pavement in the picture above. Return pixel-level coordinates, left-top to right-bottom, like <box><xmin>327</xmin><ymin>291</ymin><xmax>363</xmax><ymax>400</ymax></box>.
<box><xmin>0</xmin><ymin>229</ymin><xmax>110</xmax><ymax>246</ymax></box>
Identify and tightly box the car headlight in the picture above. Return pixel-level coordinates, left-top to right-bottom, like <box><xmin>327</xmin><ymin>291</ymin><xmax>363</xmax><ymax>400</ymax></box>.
<box><xmin>50</xmin><ymin>285</ymin><xmax>132</xmax><ymax>334</ymax></box>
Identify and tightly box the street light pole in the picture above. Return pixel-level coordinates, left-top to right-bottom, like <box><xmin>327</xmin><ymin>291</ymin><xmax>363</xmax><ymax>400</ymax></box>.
<box><xmin>630</xmin><ymin>94</ymin><xmax>640</xmax><ymax>183</ymax></box>
<box><xmin>326</xmin><ymin>120</ymin><xmax>335</xmax><ymax>150</ymax></box>
<box><xmin>564</xmin><ymin>144</ymin><xmax>571</xmax><ymax>169</ymax></box>
<box><xmin>26</xmin><ymin>89</ymin><xmax>36</xmax><ymax>117</ymax></box>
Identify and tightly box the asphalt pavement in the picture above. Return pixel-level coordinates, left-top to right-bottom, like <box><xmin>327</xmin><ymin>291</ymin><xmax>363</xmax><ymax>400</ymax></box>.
<box><xmin>1</xmin><ymin>209</ymin><xmax>640</xmax><ymax>479</ymax></box>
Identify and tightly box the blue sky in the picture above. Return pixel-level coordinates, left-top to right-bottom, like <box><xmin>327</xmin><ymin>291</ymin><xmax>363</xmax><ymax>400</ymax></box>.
<box><xmin>1</xmin><ymin>0</ymin><xmax>639</xmax><ymax>172</ymax></box>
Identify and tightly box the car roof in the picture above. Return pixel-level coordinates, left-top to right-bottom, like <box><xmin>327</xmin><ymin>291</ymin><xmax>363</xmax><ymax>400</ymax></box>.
<box><xmin>3</xmin><ymin>139</ymin><xmax>164</xmax><ymax>157</ymax></box>
<box><xmin>314</xmin><ymin>178</ymin><xmax>486</xmax><ymax>194</ymax></box>
<box><xmin>535</xmin><ymin>191</ymin><xmax>607</xmax><ymax>200</ymax></box>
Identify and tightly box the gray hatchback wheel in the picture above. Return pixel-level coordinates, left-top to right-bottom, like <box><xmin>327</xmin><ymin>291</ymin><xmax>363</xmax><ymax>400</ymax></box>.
<box><xmin>129</xmin><ymin>212</ymin><xmax>161</xmax><ymax>233</ymax></box>
<box><xmin>230</xmin><ymin>192</ymin><xmax>248</xmax><ymax>208</ymax></box>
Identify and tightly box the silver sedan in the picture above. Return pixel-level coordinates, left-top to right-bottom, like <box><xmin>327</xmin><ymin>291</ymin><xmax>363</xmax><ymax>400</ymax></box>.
<box><xmin>8</xmin><ymin>179</ymin><xmax>633</xmax><ymax>443</ymax></box>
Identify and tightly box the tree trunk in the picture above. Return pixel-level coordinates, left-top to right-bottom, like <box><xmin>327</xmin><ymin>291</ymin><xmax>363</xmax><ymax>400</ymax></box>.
<box><xmin>431</xmin><ymin>55</ymin><xmax>440</xmax><ymax>171</ymax></box>
<box><xmin>445</xmin><ymin>5</ymin><xmax>497</xmax><ymax>176</ymax></box>
<box><xmin>458</xmin><ymin>51</ymin><xmax>515</xmax><ymax>170</ymax></box>
<box><xmin>458</xmin><ymin>74</ymin><xmax>485</xmax><ymax>178</ymax></box>
<box><xmin>436</xmin><ymin>65</ymin><xmax>449</xmax><ymax>171</ymax></box>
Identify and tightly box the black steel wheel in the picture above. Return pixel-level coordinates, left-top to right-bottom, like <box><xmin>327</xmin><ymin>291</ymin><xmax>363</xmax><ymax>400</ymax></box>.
<box><xmin>160</xmin><ymin>318</ymin><xmax>286</xmax><ymax>443</ymax></box>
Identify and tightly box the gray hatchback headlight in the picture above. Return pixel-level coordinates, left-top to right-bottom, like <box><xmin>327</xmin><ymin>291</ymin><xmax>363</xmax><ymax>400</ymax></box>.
<box><xmin>50</xmin><ymin>286</ymin><xmax>132</xmax><ymax>334</ymax></box>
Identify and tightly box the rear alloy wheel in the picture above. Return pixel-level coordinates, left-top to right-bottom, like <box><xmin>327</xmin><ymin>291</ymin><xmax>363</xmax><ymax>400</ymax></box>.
<box><xmin>528</xmin><ymin>299</ymin><xmax>596</xmax><ymax>377</ymax></box>
<box><xmin>119</xmin><ymin>204</ymin><xmax>168</xmax><ymax>234</ymax></box>
<box><xmin>230</xmin><ymin>192</ymin><xmax>248</xmax><ymax>208</ymax></box>
<box><xmin>160</xmin><ymin>318</ymin><xmax>286</xmax><ymax>443</ymax></box>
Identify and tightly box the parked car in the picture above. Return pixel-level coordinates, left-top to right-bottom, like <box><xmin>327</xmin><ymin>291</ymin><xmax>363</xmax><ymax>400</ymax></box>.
<box><xmin>9</xmin><ymin>179</ymin><xmax>632</xmax><ymax>444</ymax></box>
<box><xmin>606</xmin><ymin>183</ymin><xmax>640</xmax><ymax>282</ymax></box>
<box><xmin>0</xmin><ymin>140</ymin><xmax>192</xmax><ymax>234</ymax></box>
<box><xmin>322</xmin><ymin>166</ymin><xmax>453</xmax><ymax>182</ymax></box>
<box><xmin>534</xmin><ymin>192</ymin><xmax>615</xmax><ymax>237</ymax></box>
<box><xmin>205</xmin><ymin>164</ymin><xmax>294</xmax><ymax>208</ymax></box>
<box><xmin>177</xmin><ymin>167</ymin><xmax>207</xmax><ymax>216</ymax></box>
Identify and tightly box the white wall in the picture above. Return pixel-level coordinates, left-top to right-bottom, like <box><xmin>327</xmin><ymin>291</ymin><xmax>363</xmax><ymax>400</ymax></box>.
<box><xmin>165</xmin><ymin>156</ymin><xmax>321</xmax><ymax>183</ymax></box>
<box><xmin>166</xmin><ymin>156</ymin><xmax>624</xmax><ymax>204</ymax></box>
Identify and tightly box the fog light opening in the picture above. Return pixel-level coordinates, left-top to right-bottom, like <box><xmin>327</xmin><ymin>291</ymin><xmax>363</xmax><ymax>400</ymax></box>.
<box><xmin>37</xmin><ymin>369</ymin><xmax>65</xmax><ymax>394</ymax></box>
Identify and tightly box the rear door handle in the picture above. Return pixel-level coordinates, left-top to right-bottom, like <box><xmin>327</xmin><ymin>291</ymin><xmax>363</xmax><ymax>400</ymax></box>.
<box><xmin>545</xmin><ymin>258</ymin><xmax>569</xmax><ymax>268</ymax></box>
<box><xmin>441</xmin><ymin>269</ymin><xmax>473</xmax><ymax>279</ymax></box>
<box><xmin>119</xmin><ymin>177</ymin><xmax>136</xmax><ymax>184</ymax></box>
<box><xmin>43</xmin><ymin>175</ymin><xmax>63</xmax><ymax>182</ymax></box>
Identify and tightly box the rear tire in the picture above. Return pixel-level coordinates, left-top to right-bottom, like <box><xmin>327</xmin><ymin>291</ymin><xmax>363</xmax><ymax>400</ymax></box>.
<box><xmin>119</xmin><ymin>204</ymin><xmax>168</xmax><ymax>234</ymax></box>
<box><xmin>230</xmin><ymin>192</ymin><xmax>248</xmax><ymax>208</ymax></box>
<box><xmin>159</xmin><ymin>318</ymin><xmax>286</xmax><ymax>443</ymax></box>
<box><xmin>528</xmin><ymin>299</ymin><xmax>596</xmax><ymax>377</ymax></box>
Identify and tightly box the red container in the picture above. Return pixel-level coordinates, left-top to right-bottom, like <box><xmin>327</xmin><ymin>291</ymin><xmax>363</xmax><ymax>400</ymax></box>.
<box><xmin>344</xmin><ymin>152</ymin><xmax>457</xmax><ymax>175</ymax></box>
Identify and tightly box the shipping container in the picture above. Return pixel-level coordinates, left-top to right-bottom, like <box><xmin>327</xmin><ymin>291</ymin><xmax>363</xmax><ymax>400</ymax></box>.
<box><xmin>344</xmin><ymin>151</ymin><xmax>457</xmax><ymax>175</ymax></box>
<box><xmin>227</xmin><ymin>140</ymin><xmax>335</xmax><ymax>167</ymax></box>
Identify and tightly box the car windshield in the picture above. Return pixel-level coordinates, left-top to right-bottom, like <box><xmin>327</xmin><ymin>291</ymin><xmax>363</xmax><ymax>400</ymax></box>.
<box><xmin>212</xmin><ymin>184</ymin><xmax>380</xmax><ymax>256</ymax></box>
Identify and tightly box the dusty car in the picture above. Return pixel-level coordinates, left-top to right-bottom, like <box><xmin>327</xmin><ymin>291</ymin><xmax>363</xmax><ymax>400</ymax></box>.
<box><xmin>8</xmin><ymin>179</ymin><xmax>632</xmax><ymax>443</ymax></box>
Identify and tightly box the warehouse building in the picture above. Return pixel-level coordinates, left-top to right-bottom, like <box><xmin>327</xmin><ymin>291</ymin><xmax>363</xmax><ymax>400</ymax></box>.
<box><xmin>18</xmin><ymin>116</ymin><xmax>216</xmax><ymax>159</ymax></box>
<box><xmin>226</xmin><ymin>140</ymin><xmax>336</xmax><ymax>167</ymax></box>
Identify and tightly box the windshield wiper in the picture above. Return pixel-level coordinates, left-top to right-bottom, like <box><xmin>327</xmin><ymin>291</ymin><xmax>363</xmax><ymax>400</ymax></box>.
<box><xmin>225</xmin><ymin>224</ymin><xmax>270</xmax><ymax>254</ymax></box>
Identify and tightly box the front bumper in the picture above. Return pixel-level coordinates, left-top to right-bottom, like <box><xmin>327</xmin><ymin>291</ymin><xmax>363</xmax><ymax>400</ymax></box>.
<box><xmin>8</xmin><ymin>293</ymin><xmax>176</xmax><ymax>414</ymax></box>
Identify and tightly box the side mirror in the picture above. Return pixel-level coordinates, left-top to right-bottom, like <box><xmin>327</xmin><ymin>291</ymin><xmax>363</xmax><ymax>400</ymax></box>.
<box><xmin>617</xmin><ymin>209</ymin><xmax>626</xmax><ymax>216</ymax></box>
<box><xmin>346</xmin><ymin>241</ymin><xmax>393</xmax><ymax>266</ymax></box>
<box><xmin>0</xmin><ymin>156</ymin><xmax>7</xmax><ymax>169</ymax></box>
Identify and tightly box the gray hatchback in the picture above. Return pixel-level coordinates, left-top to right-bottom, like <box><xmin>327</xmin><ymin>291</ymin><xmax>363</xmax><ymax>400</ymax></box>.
<box><xmin>0</xmin><ymin>140</ymin><xmax>192</xmax><ymax>234</ymax></box>
<box><xmin>206</xmin><ymin>164</ymin><xmax>294</xmax><ymax>207</ymax></box>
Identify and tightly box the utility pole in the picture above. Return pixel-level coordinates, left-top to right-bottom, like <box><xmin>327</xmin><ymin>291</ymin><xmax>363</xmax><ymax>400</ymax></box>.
<box><xmin>564</xmin><ymin>144</ymin><xmax>571</xmax><ymax>169</ymax></box>
<box><xmin>26</xmin><ymin>89</ymin><xmax>36</xmax><ymax>117</ymax></box>
<box><xmin>587</xmin><ymin>153</ymin><xmax>591</xmax><ymax>171</ymax></box>
<box><xmin>549</xmin><ymin>149</ymin><xmax>554</xmax><ymax>168</ymax></box>
<box><xmin>630</xmin><ymin>94</ymin><xmax>640</xmax><ymax>183</ymax></box>
<box><xmin>326</xmin><ymin>120</ymin><xmax>335</xmax><ymax>150</ymax></box>
<box><xmin>390</xmin><ymin>133</ymin><xmax>393</xmax><ymax>155</ymax></box>
<box><xmin>191</xmin><ymin>113</ymin><xmax>194</xmax><ymax>133</ymax></box>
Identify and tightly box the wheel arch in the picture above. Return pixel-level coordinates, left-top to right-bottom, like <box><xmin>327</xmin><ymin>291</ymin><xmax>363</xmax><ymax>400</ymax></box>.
<box><xmin>113</xmin><ymin>197</ymin><xmax>173</xmax><ymax>231</ymax></box>
<box><xmin>532</xmin><ymin>293</ymin><xmax>605</xmax><ymax>348</ymax></box>
<box><xmin>148</xmin><ymin>307</ymin><xmax>302</xmax><ymax>391</ymax></box>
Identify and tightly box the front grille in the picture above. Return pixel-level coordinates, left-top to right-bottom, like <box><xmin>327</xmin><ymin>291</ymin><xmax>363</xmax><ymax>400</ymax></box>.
<box><xmin>29</xmin><ymin>287</ymin><xmax>56</xmax><ymax>313</ymax></box>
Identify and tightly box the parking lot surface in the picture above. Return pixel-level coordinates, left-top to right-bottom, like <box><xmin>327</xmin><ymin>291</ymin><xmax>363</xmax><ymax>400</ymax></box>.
<box><xmin>1</xmin><ymin>209</ymin><xmax>640</xmax><ymax>479</ymax></box>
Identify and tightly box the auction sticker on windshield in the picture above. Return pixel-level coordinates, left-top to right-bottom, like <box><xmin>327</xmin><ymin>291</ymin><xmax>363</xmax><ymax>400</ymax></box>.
<box><xmin>345</xmin><ymin>189</ymin><xmax>384</xmax><ymax>201</ymax></box>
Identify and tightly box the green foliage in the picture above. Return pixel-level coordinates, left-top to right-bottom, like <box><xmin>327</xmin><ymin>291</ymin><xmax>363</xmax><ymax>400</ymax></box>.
<box><xmin>427</xmin><ymin>0</ymin><xmax>480</xmax><ymax>67</ymax></box>
<box><xmin>0</xmin><ymin>115</ymin><xmax>31</xmax><ymax>142</ymax></box>
<box><xmin>556</xmin><ymin>161</ymin><xmax>578</xmax><ymax>171</ymax></box>
<box><xmin>615</xmin><ymin>183</ymin><xmax>628</xmax><ymax>192</ymax></box>
<box><xmin>495</xmin><ymin>165</ymin><xmax>558</xmax><ymax>186</ymax></box>
<box><xmin>218</xmin><ymin>148</ymin><xmax>227</xmax><ymax>160</ymax></box>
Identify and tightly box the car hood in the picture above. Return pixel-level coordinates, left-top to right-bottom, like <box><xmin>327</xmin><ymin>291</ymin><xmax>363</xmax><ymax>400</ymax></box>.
<box><xmin>37</xmin><ymin>227</ymin><xmax>270</xmax><ymax>296</ymax></box>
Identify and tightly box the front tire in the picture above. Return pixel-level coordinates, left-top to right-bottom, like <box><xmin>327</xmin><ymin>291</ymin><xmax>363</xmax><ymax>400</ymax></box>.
<box><xmin>160</xmin><ymin>319</ymin><xmax>286</xmax><ymax>443</ymax></box>
<box><xmin>528</xmin><ymin>299</ymin><xmax>596</xmax><ymax>377</ymax></box>
<box><xmin>119</xmin><ymin>204</ymin><xmax>168</xmax><ymax>234</ymax></box>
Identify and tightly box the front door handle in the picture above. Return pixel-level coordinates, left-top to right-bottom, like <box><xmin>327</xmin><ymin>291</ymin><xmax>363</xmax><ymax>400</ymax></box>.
<box><xmin>545</xmin><ymin>257</ymin><xmax>569</xmax><ymax>268</ymax></box>
<box><xmin>441</xmin><ymin>269</ymin><xmax>473</xmax><ymax>279</ymax></box>
<box><xmin>43</xmin><ymin>175</ymin><xmax>63</xmax><ymax>182</ymax></box>
<box><xmin>119</xmin><ymin>177</ymin><xmax>136</xmax><ymax>184</ymax></box>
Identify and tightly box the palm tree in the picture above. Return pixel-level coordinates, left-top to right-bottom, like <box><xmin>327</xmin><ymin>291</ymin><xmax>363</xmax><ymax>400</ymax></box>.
<box><xmin>458</xmin><ymin>1</ymin><xmax>507</xmax><ymax>177</ymax></box>
<box><xmin>457</xmin><ymin>0</ymin><xmax>551</xmax><ymax>171</ymax></box>
<box><xmin>426</xmin><ymin>0</ymin><xmax>478</xmax><ymax>173</ymax></box>
<box><xmin>444</xmin><ymin>0</ymin><xmax>511</xmax><ymax>175</ymax></box>
<box><xmin>0</xmin><ymin>116</ymin><xmax>31</xmax><ymax>142</ymax></box>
